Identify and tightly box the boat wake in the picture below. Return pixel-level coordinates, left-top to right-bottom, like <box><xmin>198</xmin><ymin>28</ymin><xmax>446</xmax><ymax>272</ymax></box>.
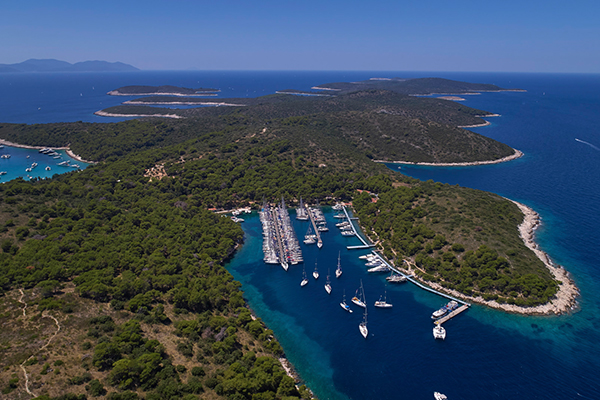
<box><xmin>575</xmin><ymin>138</ymin><xmax>600</xmax><ymax>151</ymax></box>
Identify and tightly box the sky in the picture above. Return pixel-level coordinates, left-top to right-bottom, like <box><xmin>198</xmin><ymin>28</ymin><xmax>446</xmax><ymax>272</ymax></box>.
<box><xmin>2</xmin><ymin>0</ymin><xmax>599</xmax><ymax>73</ymax></box>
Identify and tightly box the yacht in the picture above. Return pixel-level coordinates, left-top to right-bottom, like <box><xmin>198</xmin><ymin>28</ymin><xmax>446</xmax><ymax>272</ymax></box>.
<box><xmin>281</xmin><ymin>260</ymin><xmax>289</xmax><ymax>272</ymax></box>
<box><xmin>433</xmin><ymin>324</ymin><xmax>446</xmax><ymax>340</ymax></box>
<box><xmin>368</xmin><ymin>265</ymin><xmax>388</xmax><ymax>273</ymax></box>
<box><xmin>340</xmin><ymin>290</ymin><xmax>353</xmax><ymax>313</ymax></box>
<box><xmin>359</xmin><ymin>307</ymin><xmax>368</xmax><ymax>339</ymax></box>
<box><xmin>434</xmin><ymin>392</ymin><xmax>448</xmax><ymax>400</ymax></box>
<box><xmin>374</xmin><ymin>289</ymin><xmax>393</xmax><ymax>308</ymax></box>
<box><xmin>351</xmin><ymin>280</ymin><xmax>367</xmax><ymax>308</ymax></box>
<box><xmin>340</xmin><ymin>230</ymin><xmax>355</xmax><ymax>236</ymax></box>
<box><xmin>386</xmin><ymin>273</ymin><xmax>407</xmax><ymax>283</ymax></box>
<box><xmin>324</xmin><ymin>269</ymin><xmax>332</xmax><ymax>294</ymax></box>
<box><xmin>313</xmin><ymin>261</ymin><xmax>319</xmax><ymax>280</ymax></box>
<box><xmin>300</xmin><ymin>266</ymin><xmax>309</xmax><ymax>287</ymax></box>
<box><xmin>58</xmin><ymin>161</ymin><xmax>70</xmax><ymax>166</ymax></box>
<box><xmin>335</xmin><ymin>252</ymin><xmax>342</xmax><ymax>278</ymax></box>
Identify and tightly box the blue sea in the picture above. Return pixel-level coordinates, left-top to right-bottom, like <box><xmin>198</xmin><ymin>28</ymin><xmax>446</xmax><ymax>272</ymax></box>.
<box><xmin>1</xmin><ymin>71</ymin><xmax>599</xmax><ymax>399</ymax></box>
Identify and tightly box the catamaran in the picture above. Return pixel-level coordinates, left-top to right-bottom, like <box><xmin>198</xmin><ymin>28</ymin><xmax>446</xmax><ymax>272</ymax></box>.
<box><xmin>324</xmin><ymin>269</ymin><xmax>332</xmax><ymax>294</ymax></box>
<box><xmin>433</xmin><ymin>324</ymin><xmax>446</xmax><ymax>340</ymax></box>
<box><xmin>335</xmin><ymin>251</ymin><xmax>342</xmax><ymax>278</ymax></box>
<box><xmin>300</xmin><ymin>266</ymin><xmax>309</xmax><ymax>287</ymax></box>
<box><xmin>340</xmin><ymin>289</ymin><xmax>352</xmax><ymax>313</ymax></box>
<box><xmin>351</xmin><ymin>280</ymin><xmax>367</xmax><ymax>308</ymax></box>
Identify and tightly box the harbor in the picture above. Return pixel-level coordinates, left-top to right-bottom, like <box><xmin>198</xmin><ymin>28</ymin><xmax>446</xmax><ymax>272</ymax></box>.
<box><xmin>260</xmin><ymin>198</ymin><xmax>303</xmax><ymax>270</ymax></box>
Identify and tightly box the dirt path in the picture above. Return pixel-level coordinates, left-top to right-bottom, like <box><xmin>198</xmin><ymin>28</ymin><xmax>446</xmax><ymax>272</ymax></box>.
<box><xmin>16</xmin><ymin>289</ymin><xmax>62</xmax><ymax>398</ymax></box>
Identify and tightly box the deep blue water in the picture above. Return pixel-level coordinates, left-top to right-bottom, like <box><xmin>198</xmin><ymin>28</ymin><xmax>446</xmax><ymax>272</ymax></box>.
<box><xmin>1</xmin><ymin>71</ymin><xmax>599</xmax><ymax>399</ymax></box>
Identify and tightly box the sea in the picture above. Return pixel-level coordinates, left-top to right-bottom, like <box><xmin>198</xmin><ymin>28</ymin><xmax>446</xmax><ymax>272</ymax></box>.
<box><xmin>1</xmin><ymin>71</ymin><xmax>599</xmax><ymax>399</ymax></box>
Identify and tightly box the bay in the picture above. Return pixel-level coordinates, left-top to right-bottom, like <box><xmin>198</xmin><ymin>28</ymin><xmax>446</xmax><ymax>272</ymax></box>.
<box><xmin>1</xmin><ymin>71</ymin><xmax>599</xmax><ymax>399</ymax></box>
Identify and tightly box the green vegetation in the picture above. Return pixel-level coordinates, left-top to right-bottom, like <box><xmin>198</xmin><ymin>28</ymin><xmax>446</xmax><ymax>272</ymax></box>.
<box><xmin>109</xmin><ymin>85</ymin><xmax>219</xmax><ymax>95</ymax></box>
<box><xmin>0</xmin><ymin>81</ymin><xmax>550</xmax><ymax>398</ymax></box>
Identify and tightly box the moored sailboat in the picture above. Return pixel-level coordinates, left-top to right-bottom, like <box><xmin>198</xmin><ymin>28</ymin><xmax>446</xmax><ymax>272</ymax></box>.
<box><xmin>374</xmin><ymin>288</ymin><xmax>392</xmax><ymax>308</ymax></box>
<box><xmin>300</xmin><ymin>266</ymin><xmax>309</xmax><ymax>287</ymax></box>
<box><xmin>324</xmin><ymin>269</ymin><xmax>332</xmax><ymax>294</ymax></box>
<box><xmin>313</xmin><ymin>261</ymin><xmax>319</xmax><ymax>280</ymax></box>
<box><xmin>335</xmin><ymin>251</ymin><xmax>342</xmax><ymax>278</ymax></box>
<box><xmin>351</xmin><ymin>279</ymin><xmax>366</xmax><ymax>308</ymax></box>
<box><xmin>340</xmin><ymin>289</ymin><xmax>353</xmax><ymax>313</ymax></box>
<box><xmin>359</xmin><ymin>307</ymin><xmax>368</xmax><ymax>339</ymax></box>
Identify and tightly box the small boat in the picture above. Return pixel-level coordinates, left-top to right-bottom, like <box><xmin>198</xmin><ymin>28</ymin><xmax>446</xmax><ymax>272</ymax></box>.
<box><xmin>359</xmin><ymin>254</ymin><xmax>376</xmax><ymax>260</ymax></box>
<box><xmin>71</xmin><ymin>164</ymin><xmax>80</xmax><ymax>168</ymax></box>
<box><xmin>351</xmin><ymin>280</ymin><xmax>367</xmax><ymax>308</ymax></box>
<box><xmin>335</xmin><ymin>252</ymin><xmax>342</xmax><ymax>278</ymax></box>
<box><xmin>0</xmin><ymin>171</ymin><xmax>7</xmax><ymax>175</ymax></box>
<box><xmin>333</xmin><ymin>213</ymin><xmax>346</xmax><ymax>219</ymax></box>
<box><xmin>365</xmin><ymin>259</ymin><xmax>382</xmax><ymax>267</ymax></box>
<box><xmin>313</xmin><ymin>261</ymin><xmax>319</xmax><ymax>280</ymax></box>
<box><xmin>45</xmin><ymin>166</ymin><xmax>51</xmax><ymax>171</ymax></box>
<box><xmin>1</xmin><ymin>154</ymin><xmax>11</xmax><ymax>159</ymax></box>
<box><xmin>58</xmin><ymin>161</ymin><xmax>70</xmax><ymax>166</ymax></box>
<box><xmin>368</xmin><ymin>265</ymin><xmax>388</xmax><ymax>273</ymax></box>
<box><xmin>281</xmin><ymin>260</ymin><xmax>289</xmax><ymax>272</ymax></box>
<box><xmin>304</xmin><ymin>225</ymin><xmax>316</xmax><ymax>245</ymax></box>
<box><xmin>31</xmin><ymin>162</ymin><xmax>38</xmax><ymax>168</ymax></box>
<box><xmin>386</xmin><ymin>273</ymin><xmax>407</xmax><ymax>283</ymax></box>
<box><xmin>25</xmin><ymin>168</ymin><xmax>32</xmax><ymax>172</ymax></box>
<box><xmin>340</xmin><ymin>230</ymin><xmax>355</xmax><ymax>236</ymax></box>
<box><xmin>317</xmin><ymin>225</ymin><xmax>329</xmax><ymax>232</ymax></box>
<box><xmin>332</xmin><ymin>203</ymin><xmax>343</xmax><ymax>211</ymax></box>
<box><xmin>340</xmin><ymin>290</ymin><xmax>353</xmax><ymax>313</ymax></box>
<box><xmin>324</xmin><ymin>269</ymin><xmax>332</xmax><ymax>294</ymax></box>
<box><xmin>296</xmin><ymin>197</ymin><xmax>309</xmax><ymax>220</ymax></box>
<box><xmin>433</xmin><ymin>324</ymin><xmax>446</xmax><ymax>340</ymax></box>
<box><xmin>374</xmin><ymin>289</ymin><xmax>393</xmax><ymax>308</ymax></box>
<box><xmin>300</xmin><ymin>266</ymin><xmax>309</xmax><ymax>287</ymax></box>
<box><xmin>434</xmin><ymin>392</ymin><xmax>447</xmax><ymax>400</ymax></box>
<box><xmin>431</xmin><ymin>300</ymin><xmax>459</xmax><ymax>319</ymax></box>
<box><xmin>359</xmin><ymin>307</ymin><xmax>368</xmax><ymax>339</ymax></box>
<box><xmin>317</xmin><ymin>239</ymin><xmax>323</xmax><ymax>249</ymax></box>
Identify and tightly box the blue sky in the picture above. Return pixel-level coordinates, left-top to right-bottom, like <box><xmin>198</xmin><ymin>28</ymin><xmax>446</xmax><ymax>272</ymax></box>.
<box><xmin>2</xmin><ymin>0</ymin><xmax>599</xmax><ymax>72</ymax></box>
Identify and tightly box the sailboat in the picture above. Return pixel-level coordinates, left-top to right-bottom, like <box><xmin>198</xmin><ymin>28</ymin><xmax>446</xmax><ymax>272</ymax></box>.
<box><xmin>300</xmin><ymin>266</ymin><xmax>309</xmax><ymax>287</ymax></box>
<box><xmin>296</xmin><ymin>197</ymin><xmax>309</xmax><ymax>220</ymax></box>
<box><xmin>324</xmin><ymin>269</ymin><xmax>332</xmax><ymax>294</ymax></box>
<box><xmin>351</xmin><ymin>279</ymin><xmax>366</xmax><ymax>308</ymax></box>
<box><xmin>359</xmin><ymin>306</ymin><xmax>368</xmax><ymax>339</ymax></box>
<box><xmin>340</xmin><ymin>290</ymin><xmax>353</xmax><ymax>313</ymax></box>
<box><xmin>374</xmin><ymin>288</ymin><xmax>393</xmax><ymax>308</ymax></box>
<box><xmin>335</xmin><ymin>251</ymin><xmax>342</xmax><ymax>278</ymax></box>
<box><xmin>313</xmin><ymin>260</ymin><xmax>319</xmax><ymax>280</ymax></box>
<box><xmin>304</xmin><ymin>225</ymin><xmax>316</xmax><ymax>245</ymax></box>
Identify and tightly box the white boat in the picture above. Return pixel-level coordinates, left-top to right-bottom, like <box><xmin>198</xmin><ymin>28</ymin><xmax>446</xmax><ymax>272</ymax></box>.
<box><xmin>340</xmin><ymin>230</ymin><xmax>355</xmax><ymax>236</ymax></box>
<box><xmin>1</xmin><ymin>154</ymin><xmax>11</xmax><ymax>159</ymax></box>
<box><xmin>374</xmin><ymin>289</ymin><xmax>393</xmax><ymax>308</ymax></box>
<box><xmin>434</xmin><ymin>392</ymin><xmax>447</xmax><ymax>400</ymax></box>
<box><xmin>317</xmin><ymin>225</ymin><xmax>329</xmax><ymax>232</ymax></box>
<box><xmin>45</xmin><ymin>166</ymin><xmax>51</xmax><ymax>171</ymax></box>
<box><xmin>332</xmin><ymin>203</ymin><xmax>343</xmax><ymax>211</ymax></box>
<box><xmin>340</xmin><ymin>290</ymin><xmax>353</xmax><ymax>313</ymax></box>
<box><xmin>281</xmin><ymin>260</ymin><xmax>289</xmax><ymax>272</ymax></box>
<box><xmin>304</xmin><ymin>225</ymin><xmax>316</xmax><ymax>244</ymax></box>
<box><xmin>351</xmin><ymin>280</ymin><xmax>367</xmax><ymax>308</ymax></box>
<box><xmin>368</xmin><ymin>265</ymin><xmax>388</xmax><ymax>273</ymax></box>
<box><xmin>313</xmin><ymin>261</ymin><xmax>319</xmax><ymax>279</ymax></box>
<box><xmin>296</xmin><ymin>198</ymin><xmax>309</xmax><ymax>220</ymax></box>
<box><xmin>386</xmin><ymin>273</ymin><xmax>407</xmax><ymax>283</ymax></box>
<box><xmin>0</xmin><ymin>171</ymin><xmax>6</xmax><ymax>175</ymax></box>
<box><xmin>324</xmin><ymin>269</ymin><xmax>332</xmax><ymax>294</ymax></box>
<box><xmin>317</xmin><ymin>239</ymin><xmax>323</xmax><ymax>249</ymax></box>
<box><xmin>433</xmin><ymin>324</ymin><xmax>446</xmax><ymax>340</ymax></box>
<box><xmin>335</xmin><ymin>252</ymin><xmax>342</xmax><ymax>278</ymax></box>
<box><xmin>365</xmin><ymin>259</ymin><xmax>382</xmax><ymax>267</ymax></box>
<box><xmin>359</xmin><ymin>307</ymin><xmax>368</xmax><ymax>339</ymax></box>
<box><xmin>25</xmin><ymin>168</ymin><xmax>32</xmax><ymax>172</ymax></box>
<box><xmin>301</xmin><ymin>266</ymin><xmax>309</xmax><ymax>287</ymax></box>
<box><xmin>58</xmin><ymin>161</ymin><xmax>69</xmax><ymax>166</ymax></box>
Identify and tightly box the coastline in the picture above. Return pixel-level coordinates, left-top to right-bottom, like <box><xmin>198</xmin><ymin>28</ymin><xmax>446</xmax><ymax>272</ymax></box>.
<box><xmin>94</xmin><ymin>110</ymin><xmax>184</xmax><ymax>119</ymax></box>
<box><xmin>107</xmin><ymin>90</ymin><xmax>219</xmax><ymax>96</ymax></box>
<box><xmin>399</xmin><ymin>200</ymin><xmax>579</xmax><ymax>315</ymax></box>
<box><xmin>0</xmin><ymin>139</ymin><xmax>95</xmax><ymax>164</ymax></box>
<box><xmin>122</xmin><ymin>100</ymin><xmax>245</xmax><ymax>106</ymax></box>
<box><xmin>373</xmin><ymin>148</ymin><xmax>523</xmax><ymax>167</ymax></box>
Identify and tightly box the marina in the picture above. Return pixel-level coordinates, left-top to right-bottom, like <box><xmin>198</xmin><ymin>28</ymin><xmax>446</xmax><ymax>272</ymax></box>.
<box><xmin>340</xmin><ymin>205</ymin><xmax>376</xmax><ymax>250</ymax></box>
<box><xmin>259</xmin><ymin>199</ymin><xmax>303</xmax><ymax>269</ymax></box>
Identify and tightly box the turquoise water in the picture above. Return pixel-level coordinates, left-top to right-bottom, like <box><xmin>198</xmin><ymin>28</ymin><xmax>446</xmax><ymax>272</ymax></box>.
<box><xmin>2</xmin><ymin>71</ymin><xmax>599</xmax><ymax>399</ymax></box>
<box><xmin>0</xmin><ymin>145</ymin><xmax>91</xmax><ymax>182</ymax></box>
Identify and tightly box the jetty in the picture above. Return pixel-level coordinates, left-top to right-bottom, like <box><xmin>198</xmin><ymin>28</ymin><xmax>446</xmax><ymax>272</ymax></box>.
<box><xmin>307</xmin><ymin>207</ymin><xmax>323</xmax><ymax>248</ymax></box>
<box><xmin>434</xmin><ymin>304</ymin><xmax>469</xmax><ymax>325</ymax></box>
<box><xmin>342</xmin><ymin>206</ymin><xmax>376</xmax><ymax>250</ymax></box>
<box><xmin>369</xmin><ymin>251</ymin><xmax>470</xmax><ymax>309</ymax></box>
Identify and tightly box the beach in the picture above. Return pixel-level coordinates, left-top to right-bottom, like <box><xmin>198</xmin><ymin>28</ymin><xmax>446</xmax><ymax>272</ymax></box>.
<box><xmin>374</xmin><ymin>148</ymin><xmax>523</xmax><ymax>167</ymax></box>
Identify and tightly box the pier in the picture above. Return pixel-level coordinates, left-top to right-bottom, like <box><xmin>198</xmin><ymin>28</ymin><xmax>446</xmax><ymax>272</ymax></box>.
<box><xmin>307</xmin><ymin>207</ymin><xmax>323</xmax><ymax>248</ymax></box>
<box><xmin>342</xmin><ymin>206</ymin><xmax>376</xmax><ymax>250</ymax></box>
<box><xmin>434</xmin><ymin>304</ymin><xmax>469</xmax><ymax>325</ymax></box>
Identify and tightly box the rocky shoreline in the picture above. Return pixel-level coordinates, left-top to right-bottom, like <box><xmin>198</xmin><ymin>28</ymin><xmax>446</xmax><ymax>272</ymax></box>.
<box><xmin>374</xmin><ymin>148</ymin><xmax>523</xmax><ymax>167</ymax></box>
<box><xmin>94</xmin><ymin>110</ymin><xmax>184</xmax><ymax>119</ymax></box>
<box><xmin>406</xmin><ymin>200</ymin><xmax>579</xmax><ymax>315</ymax></box>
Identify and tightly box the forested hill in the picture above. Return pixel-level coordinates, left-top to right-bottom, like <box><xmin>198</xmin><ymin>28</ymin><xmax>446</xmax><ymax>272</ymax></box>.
<box><xmin>311</xmin><ymin>77</ymin><xmax>519</xmax><ymax>94</ymax></box>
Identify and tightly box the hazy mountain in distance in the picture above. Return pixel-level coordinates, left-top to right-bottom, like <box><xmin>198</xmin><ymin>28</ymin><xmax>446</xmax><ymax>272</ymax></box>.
<box><xmin>0</xmin><ymin>59</ymin><xmax>139</xmax><ymax>72</ymax></box>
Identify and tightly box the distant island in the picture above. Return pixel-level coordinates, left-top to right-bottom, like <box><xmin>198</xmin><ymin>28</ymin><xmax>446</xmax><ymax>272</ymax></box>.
<box><xmin>0</xmin><ymin>58</ymin><xmax>139</xmax><ymax>73</ymax></box>
<box><xmin>312</xmin><ymin>77</ymin><xmax>525</xmax><ymax>95</ymax></box>
<box><xmin>108</xmin><ymin>85</ymin><xmax>220</xmax><ymax>96</ymax></box>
